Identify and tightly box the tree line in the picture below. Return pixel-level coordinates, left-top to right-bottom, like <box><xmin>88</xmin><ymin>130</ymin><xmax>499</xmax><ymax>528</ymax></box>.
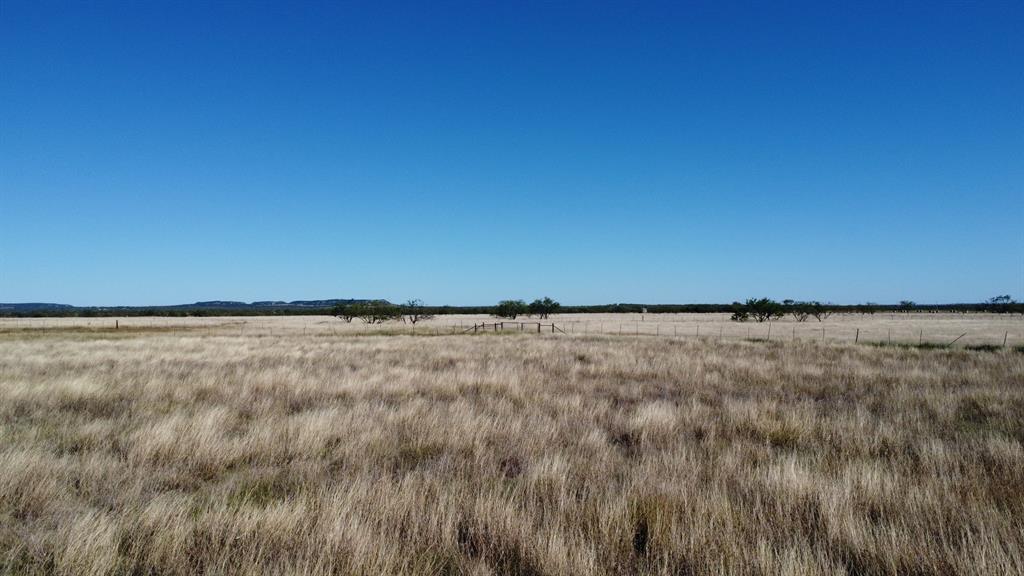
<box><xmin>331</xmin><ymin>297</ymin><xmax>563</xmax><ymax>324</ymax></box>
<box><xmin>4</xmin><ymin>296</ymin><xmax>1020</xmax><ymax>318</ymax></box>
<box><xmin>728</xmin><ymin>295</ymin><xmax>1022</xmax><ymax>322</ymax></box>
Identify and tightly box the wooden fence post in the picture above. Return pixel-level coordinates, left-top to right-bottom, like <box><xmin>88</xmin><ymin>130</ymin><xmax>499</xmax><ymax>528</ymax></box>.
<box><xmin>855</xmin><ymin>328</ymin><xmax>859</xmax><ymax>344</ymax></box>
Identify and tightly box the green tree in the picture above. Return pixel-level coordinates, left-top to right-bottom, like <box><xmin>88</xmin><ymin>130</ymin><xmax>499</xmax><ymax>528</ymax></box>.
<box><xmin>495</xmin><ymin>300</ymin><xmax>528</xmax><ymax>319</ymax></box>
<box><xmin>745</xmin><ymin>298</ymin><xmax>784</xmax><ymax>323</ymax></box>
<box><xmin>528</xmin><ymin>297</ymin><xmax>561</xmax><ymax>319</ymax></box>
<box><xmin>807</xmin><ymin>301</ymin><xmax>833</xmax><ymax>322</ymax></box>
<box><xmin>729</xmin><ymin>301</ymin><xmax>750</xmax><ymax>322</ymax></box>
<box><xmin>332</xmin><ymin>304</ymin><xmax>357</xmax><ymax>323</ymax></box>
<box><xmin>986</xmin><ymin>295</ymin><xmax>1018</xmax><ymax>313</ymax></box>
<box><xmin>402</xmin><ymin>299</ymin><xmax>434</xmax><ymax>324</ymax></box>
<box><xmin>784</xmin><ymin>300</ymin><xmax>810</xmax><ymax>322</ymax></box>
<box><xmin>356</xmin><ymin>301</ymin><xmax>401</xmax><ymax>324</ymax></box>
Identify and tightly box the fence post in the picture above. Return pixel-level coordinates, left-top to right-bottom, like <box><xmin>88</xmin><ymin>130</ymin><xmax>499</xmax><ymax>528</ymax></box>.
<box><xmin>696</xmin><ymin>324</ymin><xmax>700</xmax><ymax>338</ymax></box>
<box><xmin>1004</xmin><ymin>332</ymin><xmax>1009</xmax><ymax>347</ymax></box>
<box><xmin>855</xmin><ymin>328</ymin><xmax>859</xmax><ymax>344</ymax></box>
<box><xmin>766</xmin><ymin>322</ymin><xmax>771</xmax><ymax>341</ymax></box>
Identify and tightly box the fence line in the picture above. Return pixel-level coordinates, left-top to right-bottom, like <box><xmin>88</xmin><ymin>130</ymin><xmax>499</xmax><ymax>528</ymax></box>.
<box><xmin>0</xmin><ymin>317</ymin><xmax>1020</xmax><ymax>348</ymax></box>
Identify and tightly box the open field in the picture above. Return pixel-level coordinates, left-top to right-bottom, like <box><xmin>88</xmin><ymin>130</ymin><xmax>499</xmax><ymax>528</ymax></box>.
<box><xmin>1</xmin><ymin>323</ymin><xmax>1023</xmax><ymax>575</ymax></box>
<box><xmin>2</xmin><ymin>312</ymin><xmax>1022</xmax><ymax>347</ymax></box>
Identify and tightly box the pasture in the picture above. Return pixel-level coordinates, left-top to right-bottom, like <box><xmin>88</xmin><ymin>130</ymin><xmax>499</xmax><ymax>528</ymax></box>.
<box><xmin>1</xmin><ymin>314</ymin><xmax>1022</xmax><ymax>575</ymax></box>
<box><xmin>3</xmin><ymin>311</ymin><xmax>1022</xmax><ymax>347</ymax></box>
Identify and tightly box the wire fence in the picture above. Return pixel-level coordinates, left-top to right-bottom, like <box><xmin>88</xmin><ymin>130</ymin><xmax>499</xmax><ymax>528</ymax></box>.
<box><xmin>1</xmin><ymin>316</ymin><xmax>1021</xmax><ymax>348</ymax></box>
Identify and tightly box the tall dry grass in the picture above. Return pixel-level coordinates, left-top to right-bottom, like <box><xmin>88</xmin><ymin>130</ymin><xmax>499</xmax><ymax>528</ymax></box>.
<box><xmin>3</xmin><ymin>311</ymin><xmax>1021</xmax><ymax>347</ymax></box>
<box><xmin>0</xmin><ymin>330</ymin><xmax>1021</xmax><ymax>575</ymax></box>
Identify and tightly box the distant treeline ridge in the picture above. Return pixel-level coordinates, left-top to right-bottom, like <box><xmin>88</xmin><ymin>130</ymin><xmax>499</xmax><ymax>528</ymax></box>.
<box><xmin>2</xmin><ymin>299</ymin><xmax>1021</xmax><ymax>317</ymax></box>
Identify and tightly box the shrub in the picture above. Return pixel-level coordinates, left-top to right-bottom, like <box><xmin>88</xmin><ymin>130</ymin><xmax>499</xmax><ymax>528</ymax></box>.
<box><xmin>494</xmin><ymin>300</ymin><xmax>528</xmax><ymax>319</ymax></box>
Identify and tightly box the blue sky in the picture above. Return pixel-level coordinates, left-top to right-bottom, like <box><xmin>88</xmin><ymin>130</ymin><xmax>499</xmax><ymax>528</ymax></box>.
<box><xmin>2</xmin><ymin>1</ymin><xmax>1021</xmax><ymax>306</ymax></box>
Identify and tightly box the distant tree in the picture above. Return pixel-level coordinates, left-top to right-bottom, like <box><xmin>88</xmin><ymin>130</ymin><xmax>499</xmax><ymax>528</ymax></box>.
<box><xmin>899</xmin><ymin>300</ymin><xmax>915</xmax><ymax>312</ymax></box>
<box><xmin>745</xmin><ymin>298</ymin><xmax>784</xmax><ymax>323</ymax></box>
<box><xmin>332</xmin><ymin>304</ymin><xmax>357</xmax><ymax>323</ymax></box>
<box><xmin>986</xmin><ymin>295</ymin><xmax>1017</xmax><ymax>313</ymax></box>
<box><xmin>528</xmin><ymin>297</ymin><xmax>561</xmax><ymax>319</ymax></box>
<box><xmin>495</xmin><ymin>299</ymin><xmax>528</xmax><ymax>319</ymax></box>
<box><xmin>807</xmin><ymin>301</ymin><xmax>833</xmax><ymax>322</ymax></box>
<box><xmin>356</xmin><ymin>301</ymin><xmax>401</xmax><ymax>324</ymax></box>
<box><xmin>784</xmin><ymin>300</ymin><xmax>810</xmax><ymax>322</ymax></box>
<box><xmin>403</xmin><ymin>299</ymin><xmax>434</xmax><ymax>324</ymax></box>
<box><xmin>729</xmin><ymin>301</ymin><xmax>750</xmax><ymax>322</ymax></box>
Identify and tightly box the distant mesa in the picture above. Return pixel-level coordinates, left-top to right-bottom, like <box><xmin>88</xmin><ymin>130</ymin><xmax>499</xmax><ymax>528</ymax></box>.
<box><xmin>0</xmin><ymin>299</ymin><xmax>379</xmax><ymax>313</ymax></box>
<box><xmin>0</xmin><ymin>303</ymin><xmax>75</xmax><ymax>312</ymax></box>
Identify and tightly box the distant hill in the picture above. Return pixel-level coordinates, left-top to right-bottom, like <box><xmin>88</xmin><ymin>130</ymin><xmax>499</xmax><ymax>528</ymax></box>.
<box><xmin>0</xmin><ymin>299</ymin><xmax>381</xmax><ymax>316</ymax></box>
<box><xmin>186</xmin><ymin>299</ymin><xmax>371</xmax><ymax>309</ymax></box>
<box><xmin>2</xmin><ymin>300</ymin><xmax>1019</xmax><ymax>317</ymax></box>
<box><xmin>0</xmin><ymin>303</ymin><xmax>75</xmax><ymax>312</ymax></box>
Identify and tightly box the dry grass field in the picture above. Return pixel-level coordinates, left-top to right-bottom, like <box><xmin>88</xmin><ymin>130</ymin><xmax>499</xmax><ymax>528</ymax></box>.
<box><xmin>4</xmin><ymin>312</ymin><xmax>1022</xmax><ymax>347</ymax></box>
<box><xmin>1</xmin><ymin>319</ymin><xmax>1022</xmax><ymax>575</ymax></box>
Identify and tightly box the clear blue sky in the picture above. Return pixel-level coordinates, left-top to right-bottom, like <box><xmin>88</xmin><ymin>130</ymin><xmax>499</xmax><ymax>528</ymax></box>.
<box><xmin>2</xmin><ymin>1</ymin><xmax>1021</xmax><ymax>306</ymax></box>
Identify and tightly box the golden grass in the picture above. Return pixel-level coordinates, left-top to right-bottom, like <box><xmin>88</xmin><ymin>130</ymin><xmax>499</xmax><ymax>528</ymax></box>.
<box><xmin>1</xmin><ymin>329</ymin><xmax>1022</xmax><ymax>575</ymax></box>
<box><xmin>3</xmin><ymin>312</ymin><xmax>1021</xmax><ymax>347</ymax></box>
